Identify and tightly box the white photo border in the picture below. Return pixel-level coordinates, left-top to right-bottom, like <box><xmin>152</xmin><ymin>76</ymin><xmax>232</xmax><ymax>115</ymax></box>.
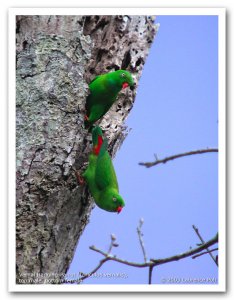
<box><xmin>8</xmin><ymin>7</ymin><xmax>226</xmax><ymax>292</ymax></box>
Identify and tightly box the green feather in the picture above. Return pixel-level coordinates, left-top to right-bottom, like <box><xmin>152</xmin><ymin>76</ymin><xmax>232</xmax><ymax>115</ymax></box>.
<box><xmin>95</xmin><ymin>139</ymin><xmax>118</xmax><ymax>191</ymax></box>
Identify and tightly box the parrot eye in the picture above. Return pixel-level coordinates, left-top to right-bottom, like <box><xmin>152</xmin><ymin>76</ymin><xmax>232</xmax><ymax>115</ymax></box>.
<box><xmin>113</xmin><ymin>197</ymin><xmax>117</xmax><ymax>202</ymax></box>
<box><xmin>121</xmin><ymin>73</ymin><xmax>126</xmax><ymax>78</ymax></box>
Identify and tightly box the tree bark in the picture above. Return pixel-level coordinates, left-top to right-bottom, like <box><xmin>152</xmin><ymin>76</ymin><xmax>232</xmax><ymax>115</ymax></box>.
<box><xmin>16</xmin><ymin>15</ymin><xmax>158</xmax><ymax>284</ymax></box>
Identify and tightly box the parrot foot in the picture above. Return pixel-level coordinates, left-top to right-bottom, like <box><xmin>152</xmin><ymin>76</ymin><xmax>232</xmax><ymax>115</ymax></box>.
<box><xmin>84</xmin><ymin>115</ymin><xmax>91</xmax><ymax>130</ymax></box>
<box><xmin>71</xmin><ymin>167</ymin><xmax>85</xmax><ymax>185</ymax></box>
<box><xmin>75</xmin><ymin>171</ymin><xmax>85</xmax><ymax>185</ymax></box>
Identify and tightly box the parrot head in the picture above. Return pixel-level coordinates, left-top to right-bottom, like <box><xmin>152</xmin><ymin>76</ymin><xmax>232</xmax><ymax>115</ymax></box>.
<box><xmin>98</xmin><ymin>189</ymin><xmax>125</xmax><ymax>213</ymax></box>
<box><xmin>109</xmin><ymin>70</ymin><xmax>134</xmax><ymax>90</ymax></box>
<box><xmin>112</xmin><ymin>193</ymin><xmax>125</xmax><ymax>214</ymax></box>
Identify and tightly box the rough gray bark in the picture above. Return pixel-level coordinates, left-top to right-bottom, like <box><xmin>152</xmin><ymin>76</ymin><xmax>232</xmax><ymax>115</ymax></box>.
<box><xmin>16</xmin><ymin>15</ymin><xmax>158</xmax><ymax>284</ymax></box>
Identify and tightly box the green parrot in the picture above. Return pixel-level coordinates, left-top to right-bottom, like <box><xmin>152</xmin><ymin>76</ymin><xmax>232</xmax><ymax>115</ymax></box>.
<box><xmin>84</xmin><ymin>70</ymin><xmax>134</xmax><ymax>129</ymax></box>
<box><xmin>82</xmin><ymin>126</ymin><xmax>125</xmax><ymax>213</ymax></box>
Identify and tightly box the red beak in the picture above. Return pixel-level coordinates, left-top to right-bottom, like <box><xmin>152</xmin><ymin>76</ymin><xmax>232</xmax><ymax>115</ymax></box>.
<box><xmin>116</xmin><ymin>206</ymin><xmax>123</xmax><ymax>214</ymax></box>
<box><xmin>122</xmin><ymin>82</ymin><xmax>129</xmax><ymax>89</ymax></box>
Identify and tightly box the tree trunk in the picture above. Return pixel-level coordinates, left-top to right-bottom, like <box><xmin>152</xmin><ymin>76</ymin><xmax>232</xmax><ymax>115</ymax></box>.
<box><xmin>16</xmin><ymin>15</ymin><xmax>158</xmax><ymax>284</ymax></box>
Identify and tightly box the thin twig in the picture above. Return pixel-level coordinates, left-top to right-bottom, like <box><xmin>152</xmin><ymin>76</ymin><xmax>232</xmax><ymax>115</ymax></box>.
<box><xmin>78</xmin><ymin>234</ymin><xmax>118</xmax><ymax>283</ymax></box>
<box><xmin>77</xmin><ymin>257</ymin><xmax>110</xmax><ymax>283</ymax></box>
<box><xmin>137</xmin><ymin>218</ymin><xmax>147</xmax><ymax>263</ymax></box>
<box><xmin>139</xmin><ymin>148</ymin><xmax>218</xmax><ymax>168</ymax></box>
<box><xmin>89</xmin><ymin>245</ymin><xmax>149</xmax><ymax>268</ymax></box>
<box><xmin>150</xmin><ymin>233</ymin><xmax>218</xmax><ymax>265</ymax></box>
<box><xmin>192</xmin><ymin>248</ymin><xmax>218</xmax><ymax>259</ymax></box>
<box><xmin>107</xmin><ymin>234</ymin><xmax>118</xmax><ymax>254</ymax></box>
<box><xmin>192</xmin><ymin>225</ymin><xmax>218</xmax><ymax>266</ymax></box>
<box><xmin>148</xmin><ymin>266</ymin><xmax>153</xmax><ymax>285</ymax></box>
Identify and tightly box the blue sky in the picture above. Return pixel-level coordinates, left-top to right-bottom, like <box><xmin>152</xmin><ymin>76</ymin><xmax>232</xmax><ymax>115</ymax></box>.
<box><xmin>67</xmin><ymin>15</ymin><xmax>218</xmax><ymax>284</ymax></box>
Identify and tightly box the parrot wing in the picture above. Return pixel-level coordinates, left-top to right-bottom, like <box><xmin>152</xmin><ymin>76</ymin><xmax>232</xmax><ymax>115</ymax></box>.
<box><xmin>85</xmin><ymin>75</ymin><xmax>104</xmax><ymax>114</ymax></box>
<box><xmin>95</xmin><ymin>139</ymin><xmax>119</xmax><ymax>191</ymax></box>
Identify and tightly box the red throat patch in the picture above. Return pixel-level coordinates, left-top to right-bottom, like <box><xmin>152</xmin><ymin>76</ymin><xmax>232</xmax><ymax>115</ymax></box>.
<box><xmin>93</xmin><ymin>135</ymin><xmax>103</xmax><ymax>155</ymax></box>
<box><xmin>122</xmin><ymin>82</ymin><xmax>129</xmax><ymax>89</ymax></box>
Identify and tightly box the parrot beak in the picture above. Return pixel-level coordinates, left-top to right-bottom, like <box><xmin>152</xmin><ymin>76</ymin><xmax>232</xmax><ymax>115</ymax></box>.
<box><xmin>116</xmin><ymin>206</ymin><xmax>123</xmax><ymax>214</ymax></box>
<box><xmin>122</xmin><ymin>82</ymin><xmax>129</xmax><ymax>89</ymax></box>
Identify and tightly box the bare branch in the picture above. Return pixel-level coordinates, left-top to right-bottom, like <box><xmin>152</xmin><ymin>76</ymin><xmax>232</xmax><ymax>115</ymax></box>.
<box><xmin>150</xmin><ymin>233</ymin><xmax>218</xmax><ymax>265</ymax></box>
<box><xmin>192</xmin><ymin>248</ymin><xmax>218</xmax><ymax>259</ymax></box>
<box><xmin>139</xmin><ymin>148</ymin><xmax>218</xmax><ymax>168</ymax></box>
<box><xmin>192</xmin><ymin>225</ymin><xmax>218</xmax><ymax>266</ymax></box>
<box><xmin>137</xmin><ymin>218</ymin><xmax>148</xmax><ymax>263</ymax></box>
<box><xmin>89</xmin><ymin>245</ymin><xmax>149</xmax><ymax>268</ymax></box>
<box><xmin>77</xmin><ymin>233</ymin><xmax>218</xmax><ymax>284</ymax></box>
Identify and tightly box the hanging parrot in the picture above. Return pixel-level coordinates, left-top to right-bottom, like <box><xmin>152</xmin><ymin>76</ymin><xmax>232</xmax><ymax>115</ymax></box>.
<box><xmin>82</xmin><ymin>126</ymin><xmax>125</xmax><ymax>213</ymax></box>
<box><xmin>84</xmin><ymin>70</ymin><xmax>134</xmax><ymax>129</ymax></box>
